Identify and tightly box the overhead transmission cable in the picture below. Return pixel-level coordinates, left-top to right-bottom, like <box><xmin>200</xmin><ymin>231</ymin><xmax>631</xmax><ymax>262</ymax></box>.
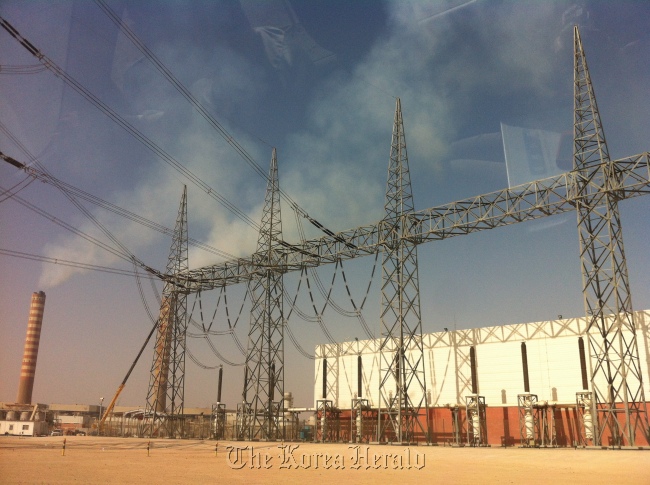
<box><xmin>0</xmin><ymin>184</ymin><xmax>138</xmax><ymax>264</ymax></box>
<box><xmin>183</xmin><ymin>286</ymin><xmax>249</xmax><ymax>366</ymax></box>
<box><xmin>93</xmin><ymin>1</ymin><xmax>357</xmax><ymax>249</ymax></box>
<box><xmin>285</xmin><ymin>322</ymin><xmax>315</xmax><ymax>360</ymax></box>
<box><xmin>0</xmin><ymin>248</ymin><xmax>158</xmax><ymax>279</ymax></box>
<box><xmin>0</xmin><ymin>172</ymin><xmax>34</xmax><ymax>203</ymax></box>
<box><xmin>0</xmin><ymin>63</ymin><xmax>46</xmax><ymax>74</ymax></box>
<box><xmin>0</xmin><ymin>118</ymin><xmax>165</xmax><ymax>280</ymax></box>
<box><xmin>132</xmin><ymin>262</ymin><xmax>160</xmax><ymax>326</ymax></box>
<box><xmin>0</xmin><ymin>16</ymin><xmax>260</xmax><ymax>232</ymax></box>
<box><xmin>1</xmin><ymin>153</ymin><xmax>137</xmax><ymax>264</ymax></box>
<box><xmin>0</xmin><ymin>149</ymin><xmax>236</xmax><ymax>261</ymax></box>
<box><xmin>295</xmin><ymin>206</ymin><xmax>376</xmax><ymax>338</ymax></box>
<box><xmin>0</xmin><ymin>108</ymin><xmax>161</xmax><ymax>277</ymax></box>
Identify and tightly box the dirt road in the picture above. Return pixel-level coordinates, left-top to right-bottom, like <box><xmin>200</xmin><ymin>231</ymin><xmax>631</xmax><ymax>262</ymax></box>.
<box><xmin>1</xmin><ymin>436</ymin><xmax>648</xmax><ymax>484</ymax></box>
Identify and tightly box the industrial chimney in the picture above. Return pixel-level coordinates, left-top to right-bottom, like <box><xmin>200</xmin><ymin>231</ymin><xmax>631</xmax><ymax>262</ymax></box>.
<box><xmin>16</xmin><ymin>291</ymin><xmax>46</xmax><ymax>404</ymax></box>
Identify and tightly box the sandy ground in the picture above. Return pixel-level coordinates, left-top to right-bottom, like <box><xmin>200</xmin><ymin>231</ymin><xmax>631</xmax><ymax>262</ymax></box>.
<box><xmin>1</xmin><ymin>436</ymin><xmax>649</xmax><ymax>484</ymax></box>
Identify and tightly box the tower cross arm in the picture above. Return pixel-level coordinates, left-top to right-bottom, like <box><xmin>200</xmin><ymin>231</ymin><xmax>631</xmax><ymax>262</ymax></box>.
<box><xmin>180</xmin><ymin>222</ymin><xmax>381</xmax><ymax>291</ymax></box>
<box><xmin>410</xmin><ymin>152</ymin><xmax>650</xmax><ymax>241</ymax></box>
<box><xmin>179</xmin><ymin>153</ymin><xmax>649</xmax><ymax>292</ymax></box>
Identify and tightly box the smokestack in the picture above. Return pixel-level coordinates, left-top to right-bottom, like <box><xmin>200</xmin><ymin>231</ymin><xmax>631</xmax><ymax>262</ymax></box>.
<box><xmin>16</xmin><ymin>291</ymin><xmax>46</xmax><ymax>404</ymax></box>
<box><xmin>151</xmin><ymin>296</ymin><xmax>173</xmax><ymax>412</ymax></box>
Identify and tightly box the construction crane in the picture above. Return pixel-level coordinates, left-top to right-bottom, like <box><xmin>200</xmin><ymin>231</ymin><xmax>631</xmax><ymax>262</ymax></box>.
<box><xmin>99</xmin><ymin>319</ymin><xmax>159</xmax><ymax>434</ymax></box>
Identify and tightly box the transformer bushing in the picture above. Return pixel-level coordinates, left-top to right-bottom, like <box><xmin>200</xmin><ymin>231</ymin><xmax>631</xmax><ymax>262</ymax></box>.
<box><xmin>576</xmin><ymin>391</ymin><xmax>595</xmax><ymax>446</ymax></box>
<box><xmin>315</xmin><ymin>399</ymin><xmax>340</xmax><ymax>442</ymax></box>
<box><xmin>465</xmin><ymin>395</ymin><xmax>487</xmax><ymax>446</ymax></box>
<box><xmin>518</xmin><ymin>393</ymin><xmax>537</xmax><ymax>447</ymax></box>
<box><xmin>449</xmin><ymin>405</ymin><xmax>462</xmax><ymax>446</ymax></box>
<box><xmin>517</xmin><ymin>393</ymin><xmax>553</xmax><ymax>447</ymax></box>
<box><xmin>549</xmin><ymin>403</ymin><xmax>558</xmax><ymax>448</ymax></box>
<box><xmin>269</xmin><ymin>400</ymin><xmax>284</xmax><ymax>440</ymax></box>
<box><xmin>211</xmin><ymin>403</ymin><xmax>226</xmax><ymax>440</ymax></box>
<box><xmin>285</xmin><ymin>411</ymin><xmax>301</xmax><ymax>441</ymax></box>
<box><xmin>236</xmin><ymin>402</ymin><xmax>252</xmax><ymax>440</ymax></box>
<box><xmin>351</xmin><ymin>398</ymin><xmax>371</xmax><ymax>443</ymax></box>
<box><xmin>535</xmin><ymin>401</ymin><xmax>552</xmax><ymax>447</ymax></box>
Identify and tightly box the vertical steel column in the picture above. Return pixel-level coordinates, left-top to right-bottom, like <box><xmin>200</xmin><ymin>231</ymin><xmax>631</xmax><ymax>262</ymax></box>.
<box><xmin>572</xmin><ymin>26</ymin><xmax>648</xmax><ymax>446</ymax></box>
<box><xmin>145</xmin><ymin>186</ymin><xmax>189</xmax><ymax>438</ymax></box>
<box><xmin>453</xmin><ymin>332</ymin><xmax>475</xmax><ymax>403</ymax></box>
<box><xmin>377</xmin><ymin>98</ymin><xmax>430</xmax><ymax>443</ymax></box>
<box><xmin>241</xmin><ymin>148</ymin><xmax>285</xmax><ymax>440</ymax></box>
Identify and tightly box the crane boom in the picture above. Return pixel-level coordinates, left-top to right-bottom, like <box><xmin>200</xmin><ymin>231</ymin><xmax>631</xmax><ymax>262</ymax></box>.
<box><xmin>99</xmin><ymin>319</ymin><xmax>159</xmax><ymax>432</ymax></box>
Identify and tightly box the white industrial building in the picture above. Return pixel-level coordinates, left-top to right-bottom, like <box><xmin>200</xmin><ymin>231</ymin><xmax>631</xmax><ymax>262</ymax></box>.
<box><xmin>314</xmin><ymin>310</ymin><xmax>650</xmax><ymax>445</ymax></box>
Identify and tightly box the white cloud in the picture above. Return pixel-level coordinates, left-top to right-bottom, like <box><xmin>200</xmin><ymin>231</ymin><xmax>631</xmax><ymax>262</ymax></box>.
<box><xmin>36</xmin><ymin>0</ymin><xmax>647</xmax><ymax>287</ymax></box>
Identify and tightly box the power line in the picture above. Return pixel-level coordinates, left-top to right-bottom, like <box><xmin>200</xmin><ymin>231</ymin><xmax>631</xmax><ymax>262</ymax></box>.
<box><xmin>95</xmin><ymin>1</ymin><xmax>291</xmax><ymax>203</ymax></box>
<box><xmin>93</xmin><ymin>1</ymin><xmax>356</xmax><ymax>247</ymax></box>
<box><xmin>1</xmin><ymin>183</ymin><xmax>136</xmax><ymax>264</ymax></box>
<box><xmin>0</xmin><ymin>248</ymin><xmax>158</xmax><ymax>279</ymax></box>
<box><xmin>0</xmin><ymin>15</ymin><xmax>260</xmax><ymax>232</ymax></box>
<box><xmin>0</xmin><ymin>149</ymin><xmax>236</xmax><ymax>261</ymax></box>
<box><xmin>0</xmin><ymin>117</ymin><xmax>164</xmax><ymax>279</ymax></box>
<box><xmin>0</xmin><ymin>63</ymin><xmax>46</xmax><ymax>74</ymax></box>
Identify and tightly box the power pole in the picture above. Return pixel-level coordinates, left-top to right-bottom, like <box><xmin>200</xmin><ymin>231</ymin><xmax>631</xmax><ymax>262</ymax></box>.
<box><xmin>239</xmin><ymin>148</ymin><xmax>285</xmax><ymax>440</ymax></box>
<box><xmin>573</xmin><ymin>26</ymin><xmax>648</xmax><ymax>446</ymax></box>
<box><xmin>145</xmin><ymin>186</ymin><xmax>189</xmax><ymax>438</ymax></box>
<box><xmin>377</xmin><ymin>98</ymin><xmax>430</xmax><ymax>443</ymax></box>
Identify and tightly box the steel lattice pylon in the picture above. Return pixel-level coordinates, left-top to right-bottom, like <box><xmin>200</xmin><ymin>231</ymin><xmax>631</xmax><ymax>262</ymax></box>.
<box><xmin>239</xmin><ymin>148</ymin><xmax>285</xmax><ymax>440</ymax></box>
<box><xmin>136</xmin><ymin>30</ymin><xmax>650</xmax><ymax>446</ymax></box>
<box><xmin>572</xmin><ymin>26</ymin><xmax>648</xmax><ymax>446</ymax></box>
<box><xmin>377</xmin><ymin>98</ymin><xmax>430</xmax><ymax>443</ymax></box>
<box><xmin>144</xmin><ymin>186</ymin><xmax>189</xmax><ymax>438</ymax></box>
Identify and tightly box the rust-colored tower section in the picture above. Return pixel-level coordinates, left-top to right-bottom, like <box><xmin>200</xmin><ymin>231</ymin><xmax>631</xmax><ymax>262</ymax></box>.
<box><xmin>152</xmin><ymin>296</ymin><xmax>173</xmax><ymax>412</ymax></box>
<box><xmin>16</xmin><ymin>291</ymin><xmax>46</xmax><ymax>404</ymax></box>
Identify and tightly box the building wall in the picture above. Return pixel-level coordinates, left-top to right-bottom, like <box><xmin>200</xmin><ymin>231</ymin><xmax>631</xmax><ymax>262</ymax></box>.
<box><xmin>0</xmin><ymin>421</ymin><xmax>47</xmax><ymax>436</ymax></box>
<box><xmin>314</xmin><ymin>310</ymin><xmax>650</xmax><ymax>445</ymax></box>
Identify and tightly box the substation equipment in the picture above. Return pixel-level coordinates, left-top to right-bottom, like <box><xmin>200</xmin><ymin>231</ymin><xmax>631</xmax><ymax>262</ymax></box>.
<box><xmin>115</xmin><ymin>27</ymin><xmax>650</xmax><ymax>444</ymax></box>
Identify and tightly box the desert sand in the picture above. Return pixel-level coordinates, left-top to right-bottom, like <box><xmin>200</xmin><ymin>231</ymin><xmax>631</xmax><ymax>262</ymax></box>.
<box><xmin>1</xmin><ymin>436</ymin><xmax>648</xmax><ymax>484</ymax></box>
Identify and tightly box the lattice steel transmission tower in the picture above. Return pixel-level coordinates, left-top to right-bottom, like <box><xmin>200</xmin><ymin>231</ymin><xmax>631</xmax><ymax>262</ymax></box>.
<box><xmin>239</xmin><ymin>148</ymin><xmax>285</xmax><ymax>440</ymax></box>
<box><xmin>573</xmin><ymin>26</ymin><xmax>648</xmax><ymax>446</ymax></box>
<box><xmin>377</xmin><ymin>98</ymin><xmax>430</xmax><ymax>443</ymax></box>
<box><xmin>144</xmin><ymin>186</ymin><xmax>189</xmax><ymax>438</ymax></box>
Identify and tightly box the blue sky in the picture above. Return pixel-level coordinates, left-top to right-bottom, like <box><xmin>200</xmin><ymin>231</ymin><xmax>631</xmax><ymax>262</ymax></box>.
<box><xmin>1</xmin><ymin>0</ymin><xmax>649</xmax><ymax>409</ymax></box>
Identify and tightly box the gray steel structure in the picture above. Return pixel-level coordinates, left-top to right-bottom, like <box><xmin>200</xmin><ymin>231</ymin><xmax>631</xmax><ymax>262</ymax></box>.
<box><xmin>180</xmin><ymin>151</ymin><xmax>650</xmax><ymax>293</ymax></box>
<box><xmin>154</xmin><ymin>28</ymin><xmax>649</xmax><ymax>444</ymax></box>
<box><xmin>377</xmin><ymin>98</ymin><xmax>429</xmax><ymax>443</ymax></box>
<box><xmin>572</xmin><ymin>26</ymin><xmax>648</xmax><ymax>446</ymax></box>
<box><xmin>144</xmin><ymin>186</ymin><xmax>189</xmax><ymax>438</ymax></box>
<box><xmin>237</xmin><ymin>148</ymin><xmax>285</xmax><ymax>440</ymax></box>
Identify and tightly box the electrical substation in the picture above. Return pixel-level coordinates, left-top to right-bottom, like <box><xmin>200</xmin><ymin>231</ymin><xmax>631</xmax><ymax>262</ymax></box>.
<box><xmin>139</xmin><ymin>26</ymin><xmax>650</xmax><ymax>447</ymax></box>
<box><xmin>2</xmin><ymin>17</ymin><xmax>650</xmax><ymax>448</ymax></box>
